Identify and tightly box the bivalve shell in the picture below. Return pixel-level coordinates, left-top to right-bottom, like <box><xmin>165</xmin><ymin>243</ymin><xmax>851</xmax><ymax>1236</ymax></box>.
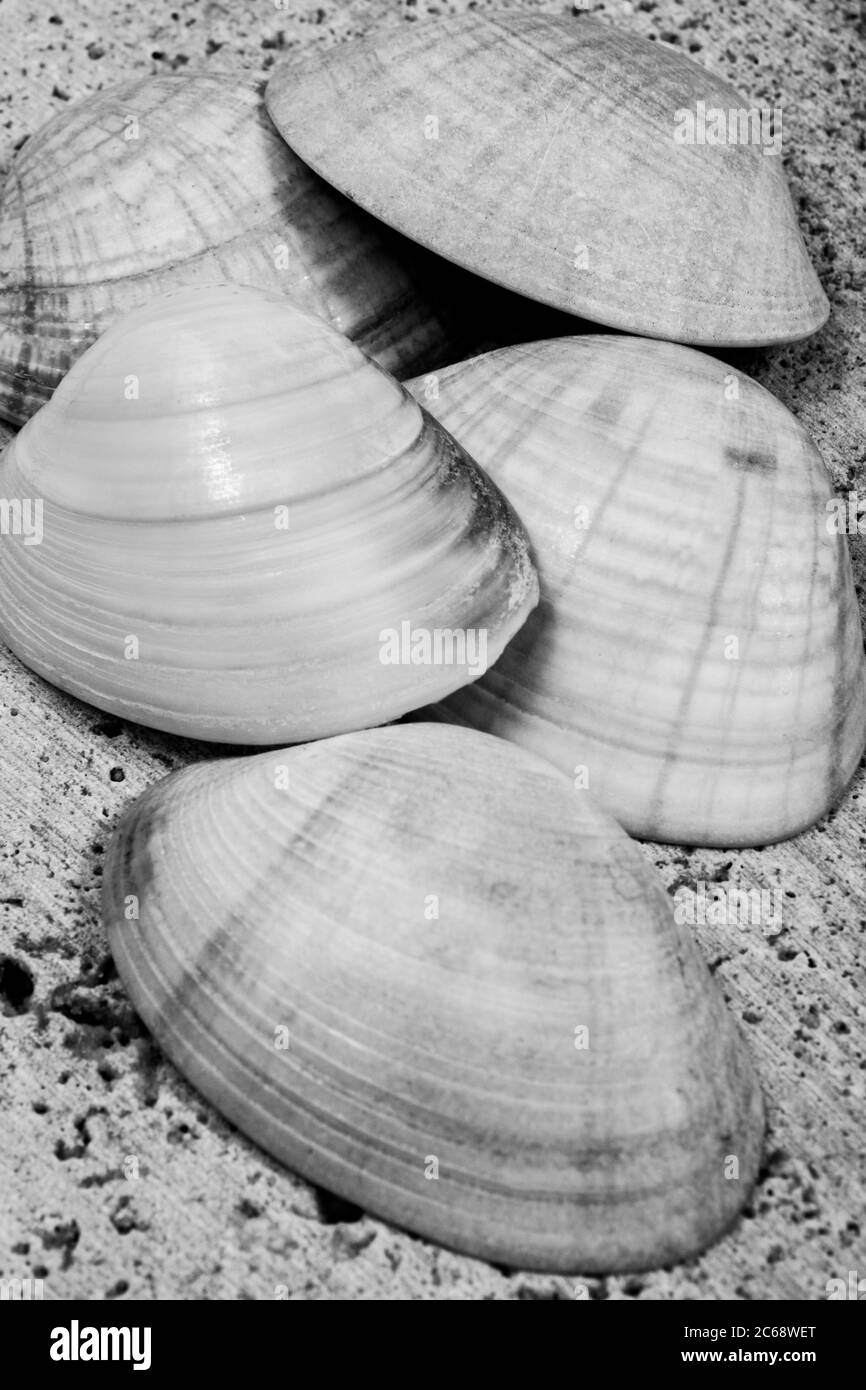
<box><xmin>406</xmin><ymin>336</ymin><xmax>866</xmax><ymax>847</ymax></box>
<box><xmin>103</xmin><ymin>722</ymin><xmax>764</xmax><ymax>1272</ymax></box>
<box><xmin>0</xmin><ymin>284</ymin><xmax>537</xmax><ymax>742</ymax></box>
<box><xmin>267</xmin><ymin>13</ymin><xmax>828</xmax><ymax>348</ymax></box>
<box><xmin>0</xmin><ymin>72</ymin><xmax>486</xmax><ymax>424</ymax></box>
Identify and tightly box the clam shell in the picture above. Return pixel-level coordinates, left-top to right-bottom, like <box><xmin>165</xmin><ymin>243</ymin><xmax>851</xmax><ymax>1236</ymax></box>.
<box><xmin>103</xmin><ymin>722</ymin><xmax>764</xmax><ymax>1273</ymax></box>
<box><xmin>266</xmin><ymin>13</ymin><xmax>828</xmax><ymax>348</ymax></box>
<box><xmin>0</xmin><ymin>72</ymin><xmax>483</xmax><ymax>425</ymax></box>
<box><xmin>0</xmin><ymin>284</ymin><xmax>537</xmax><ymax>742</ymax></box>
<box><xmin>406</xmin><ymin>336</ymin><xmax>866</xmax><ymax>847</ymax></box>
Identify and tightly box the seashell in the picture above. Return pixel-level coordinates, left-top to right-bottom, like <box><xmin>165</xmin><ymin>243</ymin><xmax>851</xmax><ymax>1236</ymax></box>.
<box><xmin>406</xmin><ymin>336</ymin><xmax>866</xmax><ymax>848</ymax></box>
<box><xmin>0</xmin><ymin>72</ymin><xmax>493</xmax><ymax>425</ymax></box>
<box><xmin>103</xmin><ymin>722</ymin><xmax>764</xmax><ymax>1273</ymax></box>
<box><xmin>0</xmin><ymin>284</ymin><xmax>537</xmax><ymax>743</ymax></box>
<box><xmin>267</xmin><ymin>13</ymin><xmax>828</xmax><ymax>348</ymax></box>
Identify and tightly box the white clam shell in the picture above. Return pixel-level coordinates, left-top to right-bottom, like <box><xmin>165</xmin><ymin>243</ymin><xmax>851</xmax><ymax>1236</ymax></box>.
<box><xmin>406</xmin><ymin>336</ymin><xmax>866</xmax><ymax>847</ymax></box>
<box><xmin>267</xmin><ymin>13</ymin><xmax>827</xmax><ymax>347</ymax></box>
<box><xmin>103</xmin><ymin>723</ymin><xmax>764</xmax><ymax>1273</ymax></box>
<box><xmin>0</xmin><ymin>285</ymin><xmax>537</xmax><ymax>742</ymax></box>
<box><xmin>0</xmin><ymin>72</ymin><xmax>496</xmax><ymax>424</ymax></box>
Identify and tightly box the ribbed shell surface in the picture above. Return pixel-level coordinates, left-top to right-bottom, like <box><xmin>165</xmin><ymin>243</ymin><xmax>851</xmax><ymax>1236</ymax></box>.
<box><xmin>0</xmin><ymin>73</ymin><xmax>477</xmax><ymax>424</ymax></box>
<box><xmin>103</xmin><ymin>723</ymin><xmax>764</xmax><ymax>1272</ymax></box>
<box><xmin>0</xmin><ymin>285</ymin><xmax>538</xmax><ymax>742</ymax></box>
<box><xmin>407</xmin><ymin>336</ymin><xmax>866</xmax><ymax>846</ymax></box>
<box><xmin>266</xmin><ymin>14</ymin><xmax>828</xmax><ymax>348</ymax></box>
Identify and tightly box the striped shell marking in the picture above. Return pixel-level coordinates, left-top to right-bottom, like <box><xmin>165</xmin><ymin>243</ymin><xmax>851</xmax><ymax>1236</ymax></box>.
<box><xmin>0</xmin><ymin>72</ymin><xmax>480</xmax><ymax>424</ymax></box>
<box><xmin>266</xmin><ymin>13</ymin><xmax>828</xmax><ymax>348</ymax></box>
<box><xmin>0</xmin><ymin>285</ymin><xmax>537</xmax><ymax>743</ymax></box>
<box><xmin>406</xmin><ymin>336</ymin><xmax>866</xmax><ymax>847</ymax></box>
<box><xmin>103</xmin><ymin>723</ymin><xmax>764</xmax><ymax>1273</ymax></box>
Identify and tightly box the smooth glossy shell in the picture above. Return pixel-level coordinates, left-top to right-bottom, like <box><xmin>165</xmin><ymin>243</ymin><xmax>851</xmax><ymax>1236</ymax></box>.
<box><xmin>267</xmin><ymin>13</ymin><xmax>828</xmax><ymax>348</ymax></box>
<box><xmin>406</xmin><ymin>337</ymin><xmax>866</xmax><ymax>847</ymax></box>
<box><xmin>0</xmin><ymin>72</ymin><xmax>482</xmax><ymax>424</ymax></box>
<box><xmin>103</xmin><ymin>723</ymin><xmax>764</xmax><ymax>1273</ymax></box>
<box><xmin>0</xmin><ymin>284</ymin><xmax>537</xmax><ymax>742</ymax></box>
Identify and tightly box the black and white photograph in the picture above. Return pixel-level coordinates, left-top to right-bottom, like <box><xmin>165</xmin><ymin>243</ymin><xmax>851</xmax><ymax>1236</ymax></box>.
<box><xmin>0</xmin><ymin>0</ymin><xmax>863</xmax><ymax>1344</ymax></box>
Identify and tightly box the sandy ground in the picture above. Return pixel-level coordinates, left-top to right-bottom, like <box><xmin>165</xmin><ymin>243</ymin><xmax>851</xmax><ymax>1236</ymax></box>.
<box><xmin>0</xmin><ymin>0</ymin><xmax>864</xmax><ymax>1300</ymax></box>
